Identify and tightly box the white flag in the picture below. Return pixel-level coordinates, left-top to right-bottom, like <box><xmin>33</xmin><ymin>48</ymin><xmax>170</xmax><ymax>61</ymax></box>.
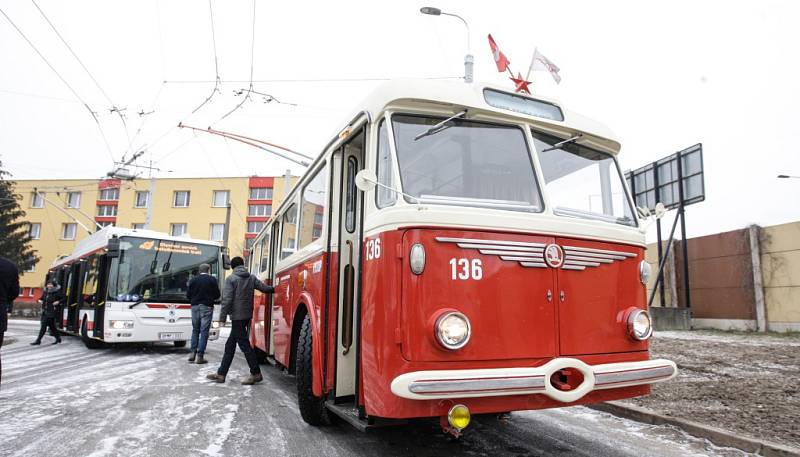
<box><xmin>528</xmin><ymin>48</ymin><xmax>561</xmax><ymax>84</ymax></box>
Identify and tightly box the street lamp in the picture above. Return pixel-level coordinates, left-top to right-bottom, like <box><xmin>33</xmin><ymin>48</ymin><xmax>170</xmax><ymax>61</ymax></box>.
<box><xmin>777</xmin><ymin>174</ymin><xmax>800</xmax><ymax>179</ymax></box>
<box><xmin>420</xmin><ymin>6</ymin><xmax>473</xmax><ymax>83</ymax></box>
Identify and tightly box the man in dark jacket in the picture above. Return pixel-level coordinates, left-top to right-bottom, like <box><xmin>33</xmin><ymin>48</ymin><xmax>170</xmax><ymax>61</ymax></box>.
<box><xmin>31</xmin><ymin>280</ymin><xmax>64</xmax><ymax>345</ymax></box>
<box><xmin>186</xmin><ymin>263</ymin><xmax>220</xmax><ymax>364</ymax></box>
<box><xmin>207</xmin><ymin>256</ymin><xmax>274</xmax><ymax>385</ymax></box>
<box><xmin>1</xmin><ymin>256</ymin><xmax>20</xmax><ymax>385</ymax></box>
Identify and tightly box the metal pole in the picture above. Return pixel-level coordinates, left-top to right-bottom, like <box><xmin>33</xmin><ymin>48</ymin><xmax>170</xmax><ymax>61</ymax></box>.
<box><xmin>648</xmin><ymin>211</ymin><xmax>683</xmax><ymax>307</ymax></box>
<box><xmin>676</xmin><ymin>152</ymin><xmax>691</xmax><ymax>308</ymax></box>
<box><xmin>441</xmin><ymin>12</ymin><xmax>472</xmax><ymax>83</ymax></box>
<box><xmin>653</xmin><ymin>164</ymin><xmax>666</xmax><ymax>306</ymax></box>
<box><xmin>144</xmin><ymin>173</ymin><xmax>157</xmax><ymax>230</ymax></box>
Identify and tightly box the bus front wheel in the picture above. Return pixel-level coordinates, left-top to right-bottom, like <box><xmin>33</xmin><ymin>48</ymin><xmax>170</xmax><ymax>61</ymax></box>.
<box><xmin>81</xmin><ymin>318</ymin><xmax>105</xmax><ymax>350</ymax></box>
<box><xmin>296</xmin><ymin>313</ymin><xmax>329</xmax><ymax>426</ymax></box>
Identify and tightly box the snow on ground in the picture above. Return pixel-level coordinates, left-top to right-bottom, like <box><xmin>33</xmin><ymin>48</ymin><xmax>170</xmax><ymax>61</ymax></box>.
<box><xmin>1</xmin><ymin>320</ymin><xmax>757</xmax><ymax>456</ymax></box>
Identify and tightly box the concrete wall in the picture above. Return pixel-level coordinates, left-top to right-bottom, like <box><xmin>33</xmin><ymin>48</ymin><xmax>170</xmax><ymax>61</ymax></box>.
<box><xmin>648</xmin><ymin>220</ymin><xmax>800</xmax><ymax>332</ymax></box>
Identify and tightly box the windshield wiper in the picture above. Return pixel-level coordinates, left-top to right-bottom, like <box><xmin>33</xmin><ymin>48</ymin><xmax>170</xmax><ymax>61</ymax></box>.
<box><xmin>541</xmin><ymin>134</ymin><xmax>582</xmax><ymax>152</ymax></box>
<box><xmin>128</xmin><ymin>298</ymin><xmax>146</xmax><ymax>309</ymax></box>
<box><xmin>414</xmin><ymin>110</ymin><xmax>467</xmax><ymax>141</ymax></box>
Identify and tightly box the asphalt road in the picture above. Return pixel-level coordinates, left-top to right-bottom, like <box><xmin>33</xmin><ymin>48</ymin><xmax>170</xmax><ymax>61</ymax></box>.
<box><xmin>0</xmin><ymin>320</ymin><xmax>752</xmax><ymax>457</ymax></box>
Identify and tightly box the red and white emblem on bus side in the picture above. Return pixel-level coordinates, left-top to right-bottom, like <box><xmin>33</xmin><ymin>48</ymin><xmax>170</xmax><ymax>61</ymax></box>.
<box><xmin>544</xmin><ymin>244</ymin><xmax>564</xmax><ymax>268</ymax></box>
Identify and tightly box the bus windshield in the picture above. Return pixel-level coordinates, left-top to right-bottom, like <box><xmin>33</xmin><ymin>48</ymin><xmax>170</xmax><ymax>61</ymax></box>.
<box><xmin>532</xmin><ymin>131</ymin><xmax>636</xmax><ymax>226</ymax></box>
<box><xmin>391</xmin><ymin>114</ymin><xmax>543</xmax><ymax>212</ymax></box>
<box><xmin>107</xmin><ymin>237</ymin><xmax>220</xmax><ymax>303</ymax></box>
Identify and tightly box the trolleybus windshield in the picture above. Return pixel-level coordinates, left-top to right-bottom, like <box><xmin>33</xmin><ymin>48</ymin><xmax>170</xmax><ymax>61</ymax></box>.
<box><xmin>532</xmin><ymin>131</ymin><xmax>636</xmax><ymax>226</ymax></box>
<box><xmin>391</xmin><ymin>114</ymin><xmax>543</xmax><ymax>212</ymax></box>
<box><xmin>107</xmin><ymin>237</ymin><xmax>220</xmax><ymax>303</ymax></box>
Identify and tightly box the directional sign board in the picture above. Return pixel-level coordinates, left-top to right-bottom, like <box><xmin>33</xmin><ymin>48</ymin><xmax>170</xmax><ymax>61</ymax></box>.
<box><xmin>625</xmin><ymin>144</ymin><xmax>705</xmax><ymax>212</ymax></box>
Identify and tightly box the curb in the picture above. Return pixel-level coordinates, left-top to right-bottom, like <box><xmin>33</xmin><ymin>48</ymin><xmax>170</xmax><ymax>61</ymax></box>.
<box><xmin>590</xmin><ymin>401</ymin><xmax>800</xmax><ymax>457</ymax></box>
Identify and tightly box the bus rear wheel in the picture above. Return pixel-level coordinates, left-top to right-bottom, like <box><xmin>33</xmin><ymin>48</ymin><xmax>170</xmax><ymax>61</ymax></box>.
<box><xmin>296</xmin><ymin>313</ymin><xmax>329</xmax><ymax>425</ymax></box>
<box><xmin>81</xmin><ymin>318</ymin><xmax>105</xmax><ymax>350</ymax></box>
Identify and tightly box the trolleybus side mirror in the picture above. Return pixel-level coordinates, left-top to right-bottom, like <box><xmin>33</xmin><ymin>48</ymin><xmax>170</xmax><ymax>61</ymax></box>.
<box><xmin>107</xmin><ymin>237</ymin><xmax>120</xmax><ymax>258</ymax></box>
<box><xmin>222</xmin><ymin>254</ymin><xmax>231</xmax><ymax>270</ymax></box>
<box><xmin>355</xmin><ymin>169</ymin><xmax>378</xmax><ymax>192</ymax></box>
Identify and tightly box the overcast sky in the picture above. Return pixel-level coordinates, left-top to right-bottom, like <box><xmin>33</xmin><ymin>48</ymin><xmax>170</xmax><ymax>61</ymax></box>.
<box><xmin>1</xmin><ymin>0</ymin><xmax>799</xmax><ymax>240</ymax></box>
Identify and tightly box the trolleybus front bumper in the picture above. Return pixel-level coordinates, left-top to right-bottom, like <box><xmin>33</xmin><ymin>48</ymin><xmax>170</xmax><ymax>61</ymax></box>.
<box><xmin>390</xmin><ymin>357</ymin><xmax>677</xmax><ymax>403</ymax></box>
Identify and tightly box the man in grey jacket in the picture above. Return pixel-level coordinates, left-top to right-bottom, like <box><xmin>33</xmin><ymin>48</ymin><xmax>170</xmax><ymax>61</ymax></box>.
<box><xmin>207</xmin><ymin>256</ymin><xmax>274</xmax><ymax>385</ymax></box>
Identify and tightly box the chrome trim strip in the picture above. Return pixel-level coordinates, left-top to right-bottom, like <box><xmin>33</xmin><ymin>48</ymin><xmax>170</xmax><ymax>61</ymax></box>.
<box><xmin>563</xmin><ymin>246</ymin><xmax>637</xmax><ymax>257</ymax></box>
<box><xmin>436</xmin><ymin>237</ymin><xmax>546</xmax><ymax>248</ymax></box>
<box><xmin>501</xmin><ymin>255</ymin><xmax>545</xmax><ymax>261</ymax></box>
<box><xmin>564</xmin><ymin>260</ymin><xmax>602</xmax><ymax>267</ymax></box>
<box><xmin>565</xmin><ymin>251</ymin><xmax>627</xmax><ymax>261</ymax></box>
<box><xmin>561</xmin><ymin>265</ymin><xmax>586</xmax><ymax>271</ymax></box>
<box><xmin>520</xmin><ymin>262</ymin><xmax>547</xmax><ymax>268</ymax></box>
<box><xmin>473</xmin><ymin>247</ymin><xmax>544</xmax><ymax>254</ymax></box>
<box><xmin>564</xmin><ymin>255</ymin><xmax>614</xmax><ymax>264</ymax></box>
<box><xmin>409</xmin><ymin>375</ymin><xmax>546</xmax><ymax>395</ymax></box>
<box><xmin>595</xmin><ymin>365</ymin><xmax>676</xmax><ymax>387</ymax></box>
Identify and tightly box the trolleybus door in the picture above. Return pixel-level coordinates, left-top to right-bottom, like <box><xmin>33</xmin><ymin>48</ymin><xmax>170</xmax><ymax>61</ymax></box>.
<box><xmin>334</xmin><ymin>128</ymin><xmax>365</xmax><ymax>399</ymax></box>
<box><xmin>65</xmin><ymin>263</ymin><xmax>81</xmax><ymax>332</ymax></box>
<box><xmin>267</xmin><ymin>222</ymin><xmax>281</xmax><ymax>356</ymax></box>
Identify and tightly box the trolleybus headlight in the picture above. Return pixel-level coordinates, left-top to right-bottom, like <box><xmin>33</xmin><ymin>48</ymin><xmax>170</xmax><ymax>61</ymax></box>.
<box><xmin>110</xmin><ymin>320</ymin><xmax>134</xmax><ymax>330</ymax></box>
<box><xmin>627</xmin><ymin>309</ymin><xmax>652</xmax><ymax>341</ymax></box>
<box><xmin>435</xmin><ymin>311</ymin><xmax>471</xmax><ymax>350</ymax></box>
<box><xmin>409</xmin><ymin>243</ymin><xmax>426</xmax><ymax>275</ymax></box>
<box><xmin>639</xmin><ymin>260</ymin><xmax>652</xmax><ymax>285</ymax></box>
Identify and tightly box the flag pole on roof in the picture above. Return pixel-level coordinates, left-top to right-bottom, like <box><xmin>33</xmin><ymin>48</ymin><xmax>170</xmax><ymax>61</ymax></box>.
<box><xmin>487</xmin><ymin>35</ymin><xmax>562</xmax><ymax>94</ymax></box>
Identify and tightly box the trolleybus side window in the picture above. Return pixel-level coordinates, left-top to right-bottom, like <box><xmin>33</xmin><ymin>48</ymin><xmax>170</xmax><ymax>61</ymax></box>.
<box><xmin>82</xmin><ymin>255</ymin><xmax>101</xmax><ymax>305</ymax></box>
<box><xmin>532</xmin><ymin>131</ymin><xmax>635</xmax><ymax>226</ymax></box>
<box><xmin>391</xmin><ymin>114</ymin><xmax>543</xmax><ymax>212</ymax></box>
<box><xmin>298</xmin><ymin>161</ymin><xmax>329</xmax><ymax>249</ymax></box>
<box><xmin>280</xmin><ymin>203</ymin><xmax>298</xmax><ymax>260</ymax></box>
<box><xmin>259</xmin><ymin>231</ymin><xmax>271</xmax><ymax>273</ymax></box>
<box><xmin>375</xmin><ymin>119</ymin><xmax>397</xmax><ymax>208</ymax></box>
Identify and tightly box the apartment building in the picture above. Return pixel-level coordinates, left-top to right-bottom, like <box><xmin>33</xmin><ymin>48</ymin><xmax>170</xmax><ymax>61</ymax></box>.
<box><xmin>14</xmin><ymin>174</ymin><xmax>298</xmax><ymax>301</ymax></box>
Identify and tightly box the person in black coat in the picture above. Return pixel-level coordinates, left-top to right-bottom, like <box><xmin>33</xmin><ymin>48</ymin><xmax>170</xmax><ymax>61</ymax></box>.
<box><xmin>186</xmin><ymin>263</ymin><xmax>221</xmax><ymax>364</ymax></box>
<box><xmin>0</xmin><ymin>256</ymin><xmax>20</xmax><ymax>385</ymax></box>
<box><xmin>31</xmin><ymin>280</ymin><xmax>64</xmax><ymax>345</ymax></box>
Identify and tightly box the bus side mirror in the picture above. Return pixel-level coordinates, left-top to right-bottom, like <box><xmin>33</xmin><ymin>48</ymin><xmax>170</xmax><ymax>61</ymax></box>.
<box><xmin>355</xmin><ymin>169</ymin><xmax>378</xmax><ymax>192</ymax></box>
<box><xmin>222</xmin><ymin>254</ymin><xmax>231</xmax><ymax>270</ymax></box>
<box><xmin>654</xmin><ymin>202</ymin><xmax>666</xmax><ymax>220</ymax></box>
<box><xmin>107</xmin><ymin>237</ymin><xmax>120</xmax><ymax>258</ymax></box>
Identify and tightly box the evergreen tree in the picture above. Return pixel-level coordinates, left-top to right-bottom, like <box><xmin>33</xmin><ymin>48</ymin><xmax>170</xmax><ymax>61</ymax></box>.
<box><xmin>0</xmin><ymin>159</ymin><xmax>37</xmax><ymax>270</ymax></box>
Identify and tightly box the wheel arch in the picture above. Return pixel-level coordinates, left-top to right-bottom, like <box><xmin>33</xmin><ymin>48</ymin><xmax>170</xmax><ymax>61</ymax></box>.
<box><xmin>290</xmin><ymin>294</ymin><xmax>324</xmax><ymax>397</ymax></box>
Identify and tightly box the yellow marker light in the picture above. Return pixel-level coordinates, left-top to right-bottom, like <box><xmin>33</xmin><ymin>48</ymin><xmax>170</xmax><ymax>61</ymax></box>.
<box><xmin>448</xmin><ymin>404</ymin><xmax>471</xmax><ymax>430</ymax></box>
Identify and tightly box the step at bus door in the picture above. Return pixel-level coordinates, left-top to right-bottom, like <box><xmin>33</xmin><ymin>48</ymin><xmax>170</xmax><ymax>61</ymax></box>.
<box><xmin>334</xmin><ymin>128</ymin><xmax>365</xmax><ymax>399</ymax></box>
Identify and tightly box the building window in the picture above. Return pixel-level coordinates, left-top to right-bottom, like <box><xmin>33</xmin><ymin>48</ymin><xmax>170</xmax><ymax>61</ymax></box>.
<box><xmin>62</xmin><ymin>223</ymin><xmax>77</xmax><ymax>240</ymax></box>
<box><xmin>210</xmin><ymin>223</ymin><xmax>225</xmax><ymax>242</ymax></box>
<box><xmin>29</xmin><ymin>223</ymin><xmax>41</xmax><ymax>240</ymax></box>
<box><xmin>174</xmin><ymin>191</ymin><xmax>190</xmax><ymax>207</ymax></box>
<box><xmin>66</xmin><ymin>191</ymin><xmax>81</xmax><ymax>208</ymax></box>
<box><xmin>247</xmin><ymin>221</ymin><xmax>264</xmax><ymax>234</ymax></box>
<box><xmin>248</xmin><ymin>204</ymin><xmax>271</xmax><ymax>217</ymax></box>
<box><xmin>97</xmin><ymin>205</ymin><xmax>118</xmax><ymax>217</ymax></box>
<box><xmin>134</xmin><ymin>191</ymin><xmax>149</xmax><ymax>208</ymax></box>
<box><xmin>132</xmin><ymin>223</ymin><xmax>145</xmax><ymax>230</ymax></box>
<box><xmin>245</xmin><ymin>238</ymin><xmax>255</xmax><ymax>250</ymax></box>
<box><xmin>170</xmin><ymin>223</ymin><xmax>187</xmax><ymax>237</ymax></box>
<box><xmin>31</xmin><ymin>192</ymin><xmax>45</xmax><ymax>208</ymax></box>
<box><xmin>18</xmin><ymin>288</ymin><xmax>24</xmax><ymax>297</ymax></box>
<box><xmin>28</xmin><ymin>288</ymin><xmax>35</xmax><ymax>297</ymax></box>
<box><xmin>212</xmin><ymin>190</ymin><xmax>229</xmax><ymax>207</ymax></box>
<box><xmin>99</xmin><ymin>188</ymin><xmax>119</xmax><ymax>201</ymax></box>
<box><xmin>97</xmin><ymin>221</ymin><xmax>114</xmax><ymax>228</ymax></box>
<box><xmin>250</xmin><ymin>187</ymin><xmax>273</xmax><ymax>200</ymax></box>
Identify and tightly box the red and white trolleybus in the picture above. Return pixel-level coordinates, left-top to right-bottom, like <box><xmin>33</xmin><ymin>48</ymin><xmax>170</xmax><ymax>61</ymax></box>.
<box><xmin>47</xmin><ymin>227</ymin><xmax>223</xmax><ymax>349</ymax></box>
<box><xmin>246</xmin><ymin>79</ymin><xmax>676</xmax><ymax>434</ymax></box>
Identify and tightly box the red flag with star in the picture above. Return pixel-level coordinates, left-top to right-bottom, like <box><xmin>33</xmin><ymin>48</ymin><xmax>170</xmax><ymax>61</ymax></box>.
<box><xmin>487</xmin><ymin>34</ymin><xmax>510</xmax><ymax>72</ymax></box>
<box><xmin>510</xmin><ymin>72</ymin><xmax>531</xmax><ymax>94</ymax></box>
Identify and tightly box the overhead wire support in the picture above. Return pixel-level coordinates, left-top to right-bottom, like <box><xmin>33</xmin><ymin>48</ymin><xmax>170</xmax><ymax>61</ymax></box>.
<box><xmin>220</xmin><ymin>0</ymin><xmax>257</xmax><ymax>121</ymax></box>
<box><xmin>30</xmin><ymin>0</ymin><xmax>131</xmax><ymax>158</ymax></box>
<box><xmin>177</xmin><ymin>122</ymin><xmax>310</xmax><ymax>167</ymax></box>
<box><xmin>0</xmin><ymin>6</ymin><xmax>116</xmax><ymax>164</ymax></box>
<box><xmin>191</xmin><ymin>0</ymin><xmax>222</xmax><ymax>114</ymax></box>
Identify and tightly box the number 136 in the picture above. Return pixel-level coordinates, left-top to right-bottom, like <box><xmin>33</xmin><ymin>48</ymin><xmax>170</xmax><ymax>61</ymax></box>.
<box><xmin>449</xmin><ymin>258</ymin><xmax>482</xmax><ymax>280</ymax></box>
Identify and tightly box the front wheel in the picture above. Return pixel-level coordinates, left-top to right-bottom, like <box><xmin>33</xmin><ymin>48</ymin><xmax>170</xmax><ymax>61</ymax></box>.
<box><xmin>296</xmin><ymin>314</ymin><xmax>329</xmax><ymax>425</ymax></box>
<box><xmin>81</xmin><ymin>318</ymin><xmax>105</xmax><ymax>349</ymax></box>
<box><xmin>173</xmin><ymin>340</ymin><xmax>187</xmax><ymax>348</ymax></box>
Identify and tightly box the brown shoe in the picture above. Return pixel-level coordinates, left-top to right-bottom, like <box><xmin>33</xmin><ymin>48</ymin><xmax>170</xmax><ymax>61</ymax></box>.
<box><xmin>206</xmin><ymin>373</ymin><xmax>225</xmax><ymax>383</ymax></box>
<box><xmin>241</xmin><ymin>373</ymin><xmax>263</xmax><ymax>385</ymax></box>
<box><xmin>196</xmin><ymin>354</ymin><xmax>208</xmax><ymax>365</ymax></box>
<box><xmin>188</xmin><ymin>352</ymin><xmax>196</xmax><ymax>363</ymax></box>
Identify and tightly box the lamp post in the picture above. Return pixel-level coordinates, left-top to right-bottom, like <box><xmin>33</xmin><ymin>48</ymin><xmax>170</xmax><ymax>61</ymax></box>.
<box><xmin>420</xmin><ymin>7</ymin><xmax>473</xmax><ymax>83</ymax></box>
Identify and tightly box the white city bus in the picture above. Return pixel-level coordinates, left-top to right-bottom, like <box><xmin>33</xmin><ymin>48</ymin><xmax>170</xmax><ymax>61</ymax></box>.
<box><xmin>47</xmin><ymin>227</ymin><xmax>224</xmax><ymax>348</ymax></box>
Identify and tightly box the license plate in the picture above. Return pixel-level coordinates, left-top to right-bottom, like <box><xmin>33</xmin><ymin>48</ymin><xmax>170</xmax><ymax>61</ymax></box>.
<box><xmin>159</xmin><ymin>332</ymin><xmax>182</xmax><ymax>341</ymax></box>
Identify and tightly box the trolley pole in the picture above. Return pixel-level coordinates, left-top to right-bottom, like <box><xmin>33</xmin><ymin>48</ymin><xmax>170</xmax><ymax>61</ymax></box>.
<box><xmin>144</xmin><ymin>173</ymin><xmax>157</xmax><ymax>230</ymax></box>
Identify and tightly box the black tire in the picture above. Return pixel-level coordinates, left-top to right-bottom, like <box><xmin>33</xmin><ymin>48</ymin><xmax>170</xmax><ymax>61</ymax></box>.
<box><xmin>173</xmin><ymin>340</ymin><xmax>187</xmax><ymax>348</ymax></box>
<box><xmin>81</xmin><ymin>318</ymin><xmax>105</xmax><ymax>349</ymax></box>
<box><xmin>296</xmin><ymin>314</ymin><xmax>329</xmax><ymax>425</ymax></box>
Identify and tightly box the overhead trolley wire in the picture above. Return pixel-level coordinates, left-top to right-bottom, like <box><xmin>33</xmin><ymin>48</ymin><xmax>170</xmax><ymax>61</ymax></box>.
<box><xmin>0</xmin><ymin>5</ymin><xmax>116</xmax><ymax>164</ymax></box>
<box><xmin>191</xmin><ymin>0</ymin><xmax>222</xmax><ymax>114</ymax></box>
<box><xmin>219</xmin><ymin>0</ymin><xmax>257</xmax><ymax>121</ymax></box>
